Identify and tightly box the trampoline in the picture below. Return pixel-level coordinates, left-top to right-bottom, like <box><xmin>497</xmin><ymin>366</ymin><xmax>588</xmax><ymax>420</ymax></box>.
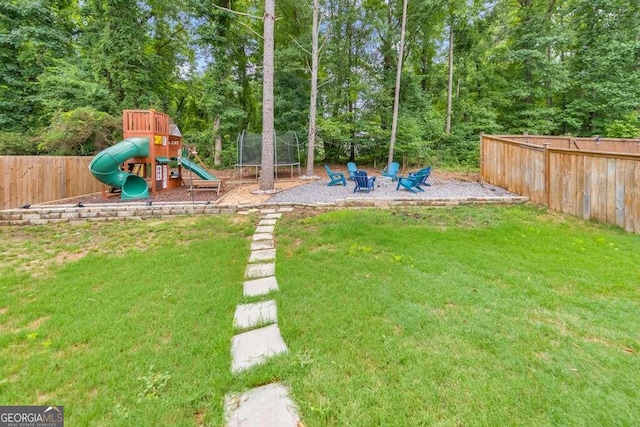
<box><xmin>235</xmin><ymin>130</ymin><xmax>302</xmax><ymax>179</ymax></box>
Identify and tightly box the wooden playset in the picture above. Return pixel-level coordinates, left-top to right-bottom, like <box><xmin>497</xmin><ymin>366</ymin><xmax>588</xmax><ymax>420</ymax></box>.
<box><xmin>121</xmin><ymin>109</ymin><xmax>184</xmax><ymax>195</ymax></box>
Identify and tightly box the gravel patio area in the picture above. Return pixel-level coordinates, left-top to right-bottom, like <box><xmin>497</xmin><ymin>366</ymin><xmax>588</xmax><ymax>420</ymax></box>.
<box><xmin>266</xmin><ymin>175</ymin><xmax>516</xmax><ymax>204</ymax></box>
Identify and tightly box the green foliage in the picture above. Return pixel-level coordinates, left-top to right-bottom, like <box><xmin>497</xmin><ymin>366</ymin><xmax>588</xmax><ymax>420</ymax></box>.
<box><xmin>0</xmin><ymin>132</ymin><xmax>38</xmax><ymax>155</ymax></box>
<box><xmin>38</xmin><ymin>58</ymin><xmax>116</xmax><ymax>119</ymax></box>
<box><xmin>564</xmin><ymin>0</ymin><xmax>640</xmax><ymax>135</ymax></box>
<box><xmin>182</xmin><ymin>127</ymin><xmax>238</xmax><ymax>168</ymax></box>
<box><xmin>36</xmin><ymin>108</ymin><xmax>121</xmax><ymax>155</ymax></box>
<box><xmin>433</xmin><ymin>133</ymin><xmax>479</xmax><ymax>167</ymax></box>
<box><xmin>0</xmin><ymin>0</ymin><xmax>74</xmax><ymax>130</ymax></box>
<box><xmin>137</xmin><ymin>366</ymin><xmax>170</xmax><ymax>400</ymax></box>
<box><xmin>605</xmin><ymin>112</ymin><xmax>640</xmax><ymax>138</ymax></box>
<box><xmin>0</xmin><ymin>0</ymin><xmax>638</xmax><ymax>168</ymax></box>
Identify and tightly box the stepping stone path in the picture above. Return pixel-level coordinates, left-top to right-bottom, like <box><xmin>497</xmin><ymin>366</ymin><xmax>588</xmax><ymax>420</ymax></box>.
<box><xmin>225</xmin><ymin>384</ymin><xmax>300</xmax><ymax>427</ymax></box>
<box><xmin>226</xmin><ymin>208</ymin><xmax>302</xmax><ymax>426</ymax></box>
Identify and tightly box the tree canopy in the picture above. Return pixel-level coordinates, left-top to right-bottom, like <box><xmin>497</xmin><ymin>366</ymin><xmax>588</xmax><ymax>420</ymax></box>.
<box><xmin>1</xmin><ymin>0</ymin><xmax>639</xmax><ymax>168</ymax></box>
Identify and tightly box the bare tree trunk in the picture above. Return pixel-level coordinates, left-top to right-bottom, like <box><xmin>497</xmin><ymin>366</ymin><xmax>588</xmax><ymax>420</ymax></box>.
<box><xmin>213</xmin><ymin>115</ymin><xmax>222</xmax><ymax>166</ymax></box>
<box><xmin>388</xmin><ymin>0</ymin><xmax>408</xmax><ymax>169</ymax></box>
<box><xmin>445</xmin><ymin>21</ymin><xmax>454</xmax><ymax>135</ymax></box>
<box><xmin>260</xmin><ymin>0</ymin><xmax>275</xmax><ymax>190</ymax></box>
<box><xmin>306</xmin><ymin>0</ymin><xmax>319</xmax><ymax>177</ymax></box>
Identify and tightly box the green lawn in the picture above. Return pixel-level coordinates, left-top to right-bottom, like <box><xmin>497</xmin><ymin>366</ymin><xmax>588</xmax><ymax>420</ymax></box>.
<box><xmin>0</xmin><ymin>216</ymin><xmax>256</xmax><ymax>425</ymax></box>
<box><xmin>1</xmin><ymin>206</ymin><xmax>639</xmax><ymax>426</ymax></box>
<box><xmin>273</xmin><ymin>206</ymin><xmax>640</xmax><ymax>425</ymax></box>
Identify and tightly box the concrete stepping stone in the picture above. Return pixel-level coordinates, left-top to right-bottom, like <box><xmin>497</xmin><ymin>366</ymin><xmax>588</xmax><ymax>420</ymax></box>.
<box><xmin>243</xmin><ymin>276</ymin><xmax>279</xmax><ymax>297</ymax></box>
<box><xmin>231</xmin><ymin>324</ymin><xmax>288</xmax><ymax>373</ymax></box>
<box><xmin>251</xmin><ymin>240</ymin><xmax>274</xmax><ymax>251</ymax></box>
<box><xmin>233</xmin><ymin>300</ymin><xmax>277</xmax><ymax>329</ymax></box>
<box><xmin>260</xmin><ymin>209</ymin><xmax>277</xmax><ymax>214</ymax></box>
<box><xmin>249</xmin><ymin>249</ymin><xmax>276</xmax><ymax>264</ymax></box>
<box><xmin>259</xmin><ymin>219</ymin><xmax>277</xmax><ymax>226</ymax></box>
<box><xmin>225</xmin><ymin>383</ymin><xmax>300</xmax><ymax>427</ymax></box>
<box><xmin>252</xmin><ymin>233</ymin><xmax>273</xmax><ymax>241</ymax></box>
<box><xmin>264</xmin><ymin>213</ymin><xmax>282</xmax><ymax>219</ymax></box>
<box><xmin>245</xmin><ymin>263</ymin><xmax>275</xmax><ymax>279</ymax></box>
<box><xmin>278</xmin><ymin>207</ymin><xmax>294</xmax><ymax>212</ymax></box>
<box><xmin>255</xmin><ymin>225</ymin><xmax>275</xmax><ymax>234</ymax></box>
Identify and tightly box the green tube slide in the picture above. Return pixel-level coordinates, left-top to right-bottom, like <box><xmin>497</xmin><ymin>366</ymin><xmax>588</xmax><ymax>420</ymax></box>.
<box><xmin>180</xmin><ymin>157</ymin><xmax>218</xmax><ymax>181</ymax></box>
<box><xmin>89</xmin><ymin>137</ymin><xmax>150</xmax><ymax>200</ymax></box>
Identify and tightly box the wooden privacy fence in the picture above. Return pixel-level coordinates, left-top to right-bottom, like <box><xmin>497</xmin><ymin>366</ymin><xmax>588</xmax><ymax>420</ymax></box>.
<box><xmin>0</xmin><ymin>156</ymin><xmax>103</xmax><ymax>210</ymax></box>
<box><xmin>481</xmin><ymin>134</ymin><xmax>640</xmax><ymax>233</ymax></box>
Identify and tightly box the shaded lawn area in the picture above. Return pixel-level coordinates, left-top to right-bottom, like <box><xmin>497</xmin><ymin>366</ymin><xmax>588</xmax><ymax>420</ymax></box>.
<box><xmin>0</xmin><ymin>216</ymin><xmax>256</xmax><ymax>426</ymax></box>
<box><xmin>271</xmin><ymin>206</ymin><xmax>640</xmax><ymax>425</ymax></box>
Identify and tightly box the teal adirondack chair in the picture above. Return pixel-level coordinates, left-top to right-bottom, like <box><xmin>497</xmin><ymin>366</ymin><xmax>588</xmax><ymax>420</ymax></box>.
<box><xmin>347</xmin><ymin>162</ymin><xmax>358</xmax><ymax>180</ymax></box>
<box><xmin>396</xmin><ymin>172</ymin><xmax>428</xmax><ymax>193</ymax></box>
<box><xmin>382</xmin><ymin>162</ymin><xmax>400</xmax><ymax>181</ymax></box>
<box><xmin>324</xmin><ymin>165</ymin><xmax>347</xmax><ymax>186</ymax></box>
<box><xmin>408</xmin><ymin>166</ymin><xmax>432</xmax><ymax>188</ymax></box>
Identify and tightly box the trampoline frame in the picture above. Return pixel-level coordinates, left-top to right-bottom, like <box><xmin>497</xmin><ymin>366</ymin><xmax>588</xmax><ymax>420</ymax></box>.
<box><xmin>235</xmin><ymin>130</ymin><xmax>302</xmax><ymax>179</ymax></box>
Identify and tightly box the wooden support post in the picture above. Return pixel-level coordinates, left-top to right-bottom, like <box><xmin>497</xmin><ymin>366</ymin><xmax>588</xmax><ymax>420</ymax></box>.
<box><xmin>479</xmin><ymin>132</ymin><xmax>485</xmax><ymax>180</ymax></box>
<box><xmin>543</xmin><ymin>143</ymin><xmax>551</xmax><ymax>208</ymax></box>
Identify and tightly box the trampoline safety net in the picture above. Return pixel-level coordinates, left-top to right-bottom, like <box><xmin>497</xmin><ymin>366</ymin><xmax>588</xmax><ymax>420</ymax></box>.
<box><xmin>236</xmin><ymin>130</ymin><xmax>301</xmax><ymax>178</ymax></box>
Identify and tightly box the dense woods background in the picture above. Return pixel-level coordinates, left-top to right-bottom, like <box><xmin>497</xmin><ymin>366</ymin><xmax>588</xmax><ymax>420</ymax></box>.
<box><xmin>1</xmin><ymin>0</ymin><xmax>639</xmax><ymax>167</ymax></box>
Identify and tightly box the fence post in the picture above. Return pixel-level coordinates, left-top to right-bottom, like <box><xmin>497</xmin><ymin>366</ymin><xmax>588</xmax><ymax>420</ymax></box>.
<box><xmin>479</xmin><ymin>132</ymin><xmax>484</xmax><ymax>180</ymax></box>
<box><xmin>543</xmin><ymin>143</ymin><xmax>551</xmax><ymax>208</ymax></box>
<box><xmin>60</xmin><ymin>158</ymin><xmax>66</xmax><ymax>200</ymax></box>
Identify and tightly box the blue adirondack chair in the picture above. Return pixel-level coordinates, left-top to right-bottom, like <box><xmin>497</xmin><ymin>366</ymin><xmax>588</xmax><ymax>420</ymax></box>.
<box><xmin>409</xmin><ymin>166</ymin><xmax>432</xmax><ymax>187</ymax></box>
<box><xmin>347</xmin><ymin>162</ymin><xmax>358</xmax><ymax>180</ymax></box>
<box><xmin>353</xmin><ymin>170</ymin><xmax>376</xmax><ymax>193</ymax></box>
<box><xmin>396</xmin><ymin>172</ymin><xmax>428</xmax><ymax>193</ymax></box>
<box><xmin>324</xmin><ymin>165</ymin><xmax>347</xmax><ymax>186</ymax></box>
<box><xmin>382</xmin><ymin>162</ymin><xmax>400</xmax><ymax>181</ymax></box>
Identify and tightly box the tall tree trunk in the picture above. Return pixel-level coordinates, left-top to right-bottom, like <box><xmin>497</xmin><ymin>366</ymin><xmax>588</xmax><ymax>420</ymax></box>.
<box><xmin>445</xmin><ymin>21</ymin><xmax>454</xmax><ymax>135</ymax></box>
<box><xmin>347</xmin><ymin>17</ymin><xmax>355</xmax><ymax>162</ymax></box>
<box><xmin>260</xmin><ymin>0</ymin><xmax>275</xmax><ymax>190</ymax></box>
<box><xmin>213</xmin><ymin>114</ymin><xmax>222</xmax><ymax>166</ymax></box>
<box><xmin>388</xmin><ymin>0</ymin><xmax>408</xmax><ymax>169</ymax></box>
<box><xmin>238</xmin><ymin>44</ymin><xmax>252</xmax><ymax>130</ymax></box>
<box><xmin>306</xmin><ymin>0</ymin><xmax>319</xmax><ymax>176</ymax></box>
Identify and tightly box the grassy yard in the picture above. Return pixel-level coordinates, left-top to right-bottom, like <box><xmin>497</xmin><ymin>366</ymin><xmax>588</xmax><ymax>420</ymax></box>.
<box><xmin>272</xmin><ymin>206</ymin><xmax>640</xmax><ymax>425</ymax></box>
<box><xmin>1</xmin><ymin>206</ymin><xmax>639</xmax><ymax>426</ymax></box>
<box><xmin>0</xmin><ymin>216</ymin><xmax>256</xmax><ymax>425</ymax></box>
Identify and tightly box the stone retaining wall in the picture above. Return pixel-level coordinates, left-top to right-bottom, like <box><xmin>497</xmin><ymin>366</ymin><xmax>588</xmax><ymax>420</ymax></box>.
<box><xmin>0</xmin><ymin>196</ymin><xmax>529</xmax><ymax>226</ymax></box>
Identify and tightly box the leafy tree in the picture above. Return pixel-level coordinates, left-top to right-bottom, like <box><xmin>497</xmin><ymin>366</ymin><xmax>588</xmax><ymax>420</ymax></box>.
<box><xmin>0</xmin><ymin>132</ymin><xmax>39</xmax><ymax>155</ymax></box>
<box><xmin>2</xmin><ymin>0</ymin><xmax>639</xmax><ymax>167</ymax></box>
<box><xmin>38</xmin><ymin>58</ymin><xmax>116</xmax><ymax>118</ymax></box>
<box><xmin>563</xmin><ymin>0</ymin><xmax>640</xmax><ymax>135</ymax></box>
<box><xmin>490</xmin><ymin>0</ymin><xmax>567</xmax><ymax>134</ymax></box>
<box><xmin>36</xmin><ymin>107</ymin><xmax>121</xmax><ymax>155</ymax></box>
<box><xmin>0</xmin><ymin>0</ymin><xmax>75</xmax><ymax>131</ymax></box>
<box><xmin>605</xmin><ymin>112</ymin><xmax>640</xmax><ymax>138</ymax></box>
<box><xmin>80</xmin><ymin>0</ymin><xmax>189</xmax><ymax>112</ymax></box>
<box><xmin>387</xmin><ymin>0</ymin><xmax>409</xmax><ymax>168</ymax></box>
<box><xmin>319</xmin><ymin>0</ymin><xmax>373</xmax><ymax>162</ymax></box>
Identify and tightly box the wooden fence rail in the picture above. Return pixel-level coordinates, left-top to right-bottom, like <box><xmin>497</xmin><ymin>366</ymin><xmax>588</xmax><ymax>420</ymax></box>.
<box><xmin>0</xmin><ymin>156</ymin><xmax>103</xmax><ymax>210</ymax></box>
<box><xmin>481</xmin><ymin>134</ymin><xmax>640</xmax><ymax>233</ymax></box>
